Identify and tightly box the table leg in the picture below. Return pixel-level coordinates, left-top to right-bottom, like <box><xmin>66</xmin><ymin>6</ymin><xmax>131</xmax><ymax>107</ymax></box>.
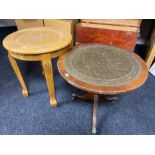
<box><xmin>102</xmin><ymin>95</ymin><xmax>118</xmax><ymax>102</ymax></box>
<box><xmin>8</xmin><ymin>54</ymin><xmax>28</xmax><ymax>97</ymax></box>
<box><xmin>72</xmin><ymin>92</ymin><xmax>93</xmax><ymax>100</ymax></box>
<box><xmin>92</xmin><ymin>94</ymin><xmax>98</xmax><ymax>134</ymax></box>
<box><xmin>71</xmin><ymin>93</ymin><xmax>98</xmax><ymax>134</ymax></box>
<box><xmin>71</xmin><ymin>93</ymin><xmax>117</xmax><ymax>134</ymax></box>
<box><xmin>40</xmin><ymin>61</ymin><xmax>45</xmax><ymax>75</ymax></box>
<box><xmin>42</xmin><ymin>58</ymin><xmax>57</xmax><ymax>107</ymax></box>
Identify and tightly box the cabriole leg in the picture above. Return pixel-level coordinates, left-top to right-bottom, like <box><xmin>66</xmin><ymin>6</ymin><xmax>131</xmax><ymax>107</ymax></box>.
<box><xmin>42</xmin><ymin>58</ymin><xmax>57</xmax><ymax>107</ymax></box>
<box><xmin>8</xmin><ymin>54</ymin><xmax>28</xmax><ymax>97</ymax></box>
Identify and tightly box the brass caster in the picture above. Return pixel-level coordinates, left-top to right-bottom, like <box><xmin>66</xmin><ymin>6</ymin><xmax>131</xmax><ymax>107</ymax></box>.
<box><xmin>72</xmin><ymin>93</ymin><xmax>76</xmax><ymax>100</ymax></box>
<box><xmin>103</xmin><ymin>95</ymin><xmax>118</xmax><ymax>102</ymax></box>
<box><xmin>92</xmin><ymin>127</ymin><xmax>96</xmax><ymax>134</ymax></box>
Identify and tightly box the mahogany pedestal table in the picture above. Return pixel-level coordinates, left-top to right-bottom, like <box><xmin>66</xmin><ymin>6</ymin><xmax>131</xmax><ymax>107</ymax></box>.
<box><xmin>3</xmin><ymin>27</ymin><xmax>72</xmax><ymax>107</ymax></box>
<box><xmin>57</xmin><ymin>44</ymin><xmax>148</xmax><ymax>134</ymax></box>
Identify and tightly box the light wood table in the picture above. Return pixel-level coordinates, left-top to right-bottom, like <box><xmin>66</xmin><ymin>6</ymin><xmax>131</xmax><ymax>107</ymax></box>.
<box><xmin>3</xmin><ymin>27</ymin><xmax>72</xmax><ymax>107</ymax></box>
<box><xmin>58</xmin><ymin>44</ymin><xmax>148</xmax><ymax>134</ymax></box>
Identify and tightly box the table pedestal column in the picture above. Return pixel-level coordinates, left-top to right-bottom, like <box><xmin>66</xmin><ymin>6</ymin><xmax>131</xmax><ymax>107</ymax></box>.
<box><xmin>72</xmin><ymin>92</ymin><xmax>117</xmax><ymax>134</ymax></box>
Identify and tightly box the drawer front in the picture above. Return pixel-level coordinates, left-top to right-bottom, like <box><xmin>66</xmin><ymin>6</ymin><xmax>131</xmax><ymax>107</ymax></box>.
<box><xmin>76</xmin><ymin>26</ymin><xmax>139</xmax><ymax>51</ymax></box>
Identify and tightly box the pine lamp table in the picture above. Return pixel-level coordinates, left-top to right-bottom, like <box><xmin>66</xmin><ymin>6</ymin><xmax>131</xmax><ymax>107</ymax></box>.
<box><xmin>57</xmin><ymin>44</ymin><xmax>148</xmax><ymax>134</ymax></box>
<box><xmin>3</xmin><ymin>27</ymin><xmax>72</xmax><ymax>107</ymax></box>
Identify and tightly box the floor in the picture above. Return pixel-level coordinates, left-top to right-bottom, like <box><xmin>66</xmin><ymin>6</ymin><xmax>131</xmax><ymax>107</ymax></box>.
<box><xmin>0</xmin><ymin>26</ymin><xmax>155</xmax><ymax>135</ymax></box>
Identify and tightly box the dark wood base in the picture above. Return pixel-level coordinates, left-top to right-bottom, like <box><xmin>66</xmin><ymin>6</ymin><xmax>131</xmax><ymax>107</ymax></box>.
<box><xmin>72</xmin><ymin>92</ymin><xmax>117</xmax><ymax>134</ymax></box>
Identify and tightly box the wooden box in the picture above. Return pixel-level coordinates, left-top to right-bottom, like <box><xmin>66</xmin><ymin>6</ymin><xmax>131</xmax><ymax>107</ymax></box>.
<box><xmin>76</xmin><ymin>20</ymin><xmax>140</xmax><ymax>51</ymax></box>
<box><xmin>15</xmin><ymin>19</ymin><xmax>44</xmax><ymax>30</ymax></box>
<box><xmin>44</xmin><ymin>19</ymin><xmax>79</xmax><ymax>46</ymax></box>
<box><xmin>44</xmin><ymin>19</ymin><xmax>72</xmax><ymax>34</ymax></box>
<box><xmin>15</xmin><ymin>19</ymin><xmax>79</xmax><ymax>47</ymax></box>
<box><xmin>62</xmin><ymin>19</ymin><xmax>79</xmax><ymax>46</ymax></box>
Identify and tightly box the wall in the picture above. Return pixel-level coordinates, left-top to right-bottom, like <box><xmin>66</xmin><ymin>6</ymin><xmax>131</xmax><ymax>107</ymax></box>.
<box><xmin>0</xmin><ymin>19</ymin><xmax>16</xmax><ymax>27</ymax></box>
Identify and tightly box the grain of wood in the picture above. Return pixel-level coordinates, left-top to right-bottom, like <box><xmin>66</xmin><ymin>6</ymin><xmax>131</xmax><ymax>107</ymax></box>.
<box><xmin>81</xmin><ymin>19</ymin><xmax>141</xmax><ymax>27</ymax></box>
<box><xmin>3</xmin><ymin>27</ymin><xmax>72</xmax><ymax>107</ymax></box>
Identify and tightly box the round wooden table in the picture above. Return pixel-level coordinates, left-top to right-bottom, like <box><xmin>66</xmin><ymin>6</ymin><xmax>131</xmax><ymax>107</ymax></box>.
<box><xmin>57</xmin><ymin>44</ymin><xmax>148</xmax><ymax>134</ymax></box>
<box><xmin>3</xmin><ymin>27</ymin><xmax>72</xmax><ymax>107</ymax></box>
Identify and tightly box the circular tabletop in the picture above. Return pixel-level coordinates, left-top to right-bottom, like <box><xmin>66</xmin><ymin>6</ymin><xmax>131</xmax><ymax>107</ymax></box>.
<box><xmin>57</xmin><ymin>44</ymin><xmax>148</xmax><ymax>94</ymax></box>
<box><xmin>3</xmin><ymin>27</ymin><xmax>72</xmax><ymax>55</ymax></box>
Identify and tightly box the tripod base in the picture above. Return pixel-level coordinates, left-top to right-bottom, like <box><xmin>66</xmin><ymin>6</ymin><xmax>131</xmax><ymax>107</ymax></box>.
<box><xmin>72</xmin><ymin>92</ymin><xmax>117</xmax><ymax>134</ymax></box>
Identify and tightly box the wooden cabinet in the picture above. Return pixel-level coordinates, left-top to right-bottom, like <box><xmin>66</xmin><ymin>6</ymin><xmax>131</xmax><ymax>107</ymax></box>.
<box><xmin>76</xmin><ymin>20</ymin><xmax>141</xmax><ymax>51</ymax></box>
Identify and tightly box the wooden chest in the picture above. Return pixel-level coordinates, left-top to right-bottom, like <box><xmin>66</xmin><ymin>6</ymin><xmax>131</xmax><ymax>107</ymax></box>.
<box><xmin>76</xmin><ymin>20</ymin><xmax>141</xmax><ymax>51</ymax></box>
<box><xmin>80</xmin><ymin>19</ymin><xmax>141</xmax><ymax>27</ymax></box>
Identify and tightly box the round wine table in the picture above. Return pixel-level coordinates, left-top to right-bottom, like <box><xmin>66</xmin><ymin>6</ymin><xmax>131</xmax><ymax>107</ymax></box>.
<box><xmin>3</xmin><ymin>27</ymin><xmax>72</xmax><ymax>107</ymax></box>
<box><xmin>57</xmin><ymin>44</ymin><xmax>148</xmax><ymax>134</ymax></box>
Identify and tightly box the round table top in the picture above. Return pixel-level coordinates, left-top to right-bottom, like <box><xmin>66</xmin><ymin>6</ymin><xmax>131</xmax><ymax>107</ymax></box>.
<box><xmin>58</xmin><ymin>44</ymin><xmax>148</xmax><ymax>94</ymax></box>
<box><xmin>3</xmin><ymin>27</ymin><xmax>72</xmax><ymax>55</ymax></box>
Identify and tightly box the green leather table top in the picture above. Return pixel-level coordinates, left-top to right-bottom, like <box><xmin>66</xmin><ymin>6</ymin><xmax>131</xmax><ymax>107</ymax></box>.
<box><xmin>64</xmin><ymin>44</ymin><xmax>141</xmax><ymax>87</ymax></box>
